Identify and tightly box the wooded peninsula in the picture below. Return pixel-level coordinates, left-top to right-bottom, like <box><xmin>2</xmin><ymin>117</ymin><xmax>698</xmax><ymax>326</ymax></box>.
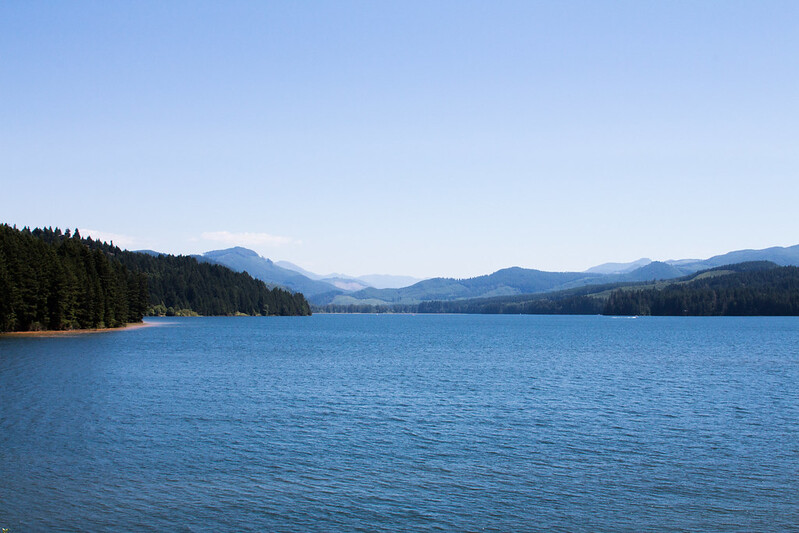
<box><xmin>0</xmin><ymin>224</ymin><xmax>311</xmax><ymax>333</ymax></box>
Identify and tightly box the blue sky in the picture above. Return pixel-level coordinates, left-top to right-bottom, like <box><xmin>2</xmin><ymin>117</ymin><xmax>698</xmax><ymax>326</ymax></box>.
<box><xmin>2</xmin><ymin>1</ymin><xmax>798</xmax><ymax>278</ymax></box>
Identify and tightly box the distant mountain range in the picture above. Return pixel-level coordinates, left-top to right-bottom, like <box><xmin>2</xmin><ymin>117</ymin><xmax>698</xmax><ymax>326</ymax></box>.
<box><xmin>196</xmin><ymin>248</ymin><xmax>342</xmax><ymax>298</ymax></box>
<box><xmin>274</xmin><ymin>260</ymin><xmax>421</xmax><ymax>290</ymax></box>
<box><xmin>584</xmin><ymin>245</ymin><xmax>799</xmax><ymax>275</ymax></box>
<box><xmin>585</xmin><ymin>258</ymin><xmax>653</xmax><ymax>275</ymax></box>
<box><xmin>194</xmin><ymin>244</ymin><xmax>799</xmax><ymax>307</ymax></box>
<box><xmin>194</xmin><ymin>247</ymin><xmax>424</xmax><ymax>300</ymax></box>
<box><xmin>401</xmin><ymin>261</ymin><xmax>799</xmax><ymax>316</ymax></box>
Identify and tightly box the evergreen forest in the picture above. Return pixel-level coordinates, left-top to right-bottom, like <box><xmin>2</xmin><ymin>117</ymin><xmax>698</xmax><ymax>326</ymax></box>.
<box><xmin>0</xmin><ymin>224</ymin><xmax>148</xmax><ymax>331</ymax></box>
<box><xmin>0</xmin><ymin>224</ymin><xmax>311</xmax><ymax>333</ymax></box>
<box><xmin>603</xmin><ymin>263</ymin><xmax>799</xmax><ymax>316</ymax></box>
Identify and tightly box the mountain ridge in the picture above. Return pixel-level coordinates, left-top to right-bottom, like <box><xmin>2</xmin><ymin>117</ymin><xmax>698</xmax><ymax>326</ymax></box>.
<box><xmin>374</xmin><ymin>261</ymin><xmax>799</xmax><ymax>316</ymax></box>
<box><xmin>317</xmin><ymin>244</ymin><xmax>799</xmax><ymax>306</ymax></box>
<box><xmin>198</xmin><ymin>243</ymin><xmax>799</xmax><ymax>307</ymax></box>
<box><xmin>585</xmin><ymin>258</ymin><xmax>652</xmax><ymax>275</ymax></box>
<box><xmin>196</xmin><ymin>247</ymin><xmax>344</xmax><ymax>298</ymax></box>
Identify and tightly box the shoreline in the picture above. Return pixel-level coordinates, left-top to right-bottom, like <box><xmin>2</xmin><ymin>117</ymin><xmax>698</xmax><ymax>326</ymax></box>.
<box><xmin>0</xmin><ymin>321</ymin><xmax>155</xmax><ymax>338</ymax></box>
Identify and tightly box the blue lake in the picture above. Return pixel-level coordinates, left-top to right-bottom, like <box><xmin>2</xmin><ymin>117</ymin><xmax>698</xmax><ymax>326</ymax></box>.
<box><xmin>1</xmin><ymin>315</ymin><xmax>798</xmax><ymax>531</ymax></box>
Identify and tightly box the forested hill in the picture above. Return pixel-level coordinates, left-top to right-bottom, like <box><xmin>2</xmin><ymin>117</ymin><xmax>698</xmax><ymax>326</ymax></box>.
<box><xmin>603</xmin><ymin>263</ymin><xmax>799</xmax><ymax>316</ymax></box>
<box><xmin>113</xmin><ymin>248</ymin><xmax>311</xmax><ymax>317</ymax></box>
<box><xmin>33</xmin><ymin>226</ymin><xmax>311</xmax><ymax>317</ymax></box>
<box><xmin>0</xmin><ymin>225</ymin><xmax>311</xmax><ymax>332</ymax></box>
<box><xmin>0</xmin><ymin>224</ymin><xmax>148</xmax><ymax>332</ymax></box>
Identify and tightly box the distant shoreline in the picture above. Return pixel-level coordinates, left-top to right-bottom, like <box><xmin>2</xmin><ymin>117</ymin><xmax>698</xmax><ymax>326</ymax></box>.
<box><xmin>0</xmin><ymin>321</ymin><xmax>155</xmax><ymax>338</ymax></box>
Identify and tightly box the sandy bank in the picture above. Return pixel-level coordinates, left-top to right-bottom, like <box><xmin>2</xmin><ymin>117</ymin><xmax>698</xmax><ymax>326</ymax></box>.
<box><xmin>0</xmin><ymin>321</ymin><xmax>156</xmax><ymax>338</ymax></box>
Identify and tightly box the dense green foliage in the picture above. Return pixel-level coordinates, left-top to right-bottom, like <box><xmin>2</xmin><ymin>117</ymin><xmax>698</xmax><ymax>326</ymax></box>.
<box><xmin>0</xmin><ymin>224</ymin><xmax>311</xmax><ymax>332</ymax></box>
<box><xmin>416</xmin><ymin>294</ymin><xmax>603</xmax><ymax>314</ymax></box>
<box><xmin>316</xmin><ymin>294</ymin><xmax>602</xmax><ymax>315</ymax></box>
<box><xmin>0</xmin><ymin>225</ymin><xmax>148</xmax><ymax>332</ymax></box>
<box><xmin>604</xmin><ymin>264</ymin><xmax>799</xmax><ymax>316</ymax></box>
<box><xmin>315</xmin><ymin>285</ymin><xmax>605</xmax><ymax>314</ymax></box>
<box><xmin>111</xmin><ymin>248</ymin><xmax>311</xmax><ymax>317</ymax></box>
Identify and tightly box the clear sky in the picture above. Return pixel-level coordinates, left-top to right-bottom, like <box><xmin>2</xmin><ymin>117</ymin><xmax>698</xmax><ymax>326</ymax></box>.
<box><xmin>2</xmin><ymin>1</ymin><xmax>798</xmax><ymax>278</ymax></box>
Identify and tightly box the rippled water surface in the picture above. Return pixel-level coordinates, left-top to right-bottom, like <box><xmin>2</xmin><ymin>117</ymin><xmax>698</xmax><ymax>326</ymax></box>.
<box><xmin>1</xmin><ymin>315</ymin><xmax>798</xmax><ymax>531</ymax></box>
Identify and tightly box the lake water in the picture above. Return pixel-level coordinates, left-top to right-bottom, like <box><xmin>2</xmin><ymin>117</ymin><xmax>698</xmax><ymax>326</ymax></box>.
<box><xmin>1</xmin><ymin>315</ymin><xmax>798</xmax><ymax>531</ymax></box>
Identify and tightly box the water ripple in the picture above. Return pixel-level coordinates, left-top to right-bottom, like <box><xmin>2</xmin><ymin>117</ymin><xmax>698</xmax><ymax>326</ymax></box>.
<box><xmin>1</xmin><ymin>315</ymin><xmax>798</xmax><ymax>531</ymax></box>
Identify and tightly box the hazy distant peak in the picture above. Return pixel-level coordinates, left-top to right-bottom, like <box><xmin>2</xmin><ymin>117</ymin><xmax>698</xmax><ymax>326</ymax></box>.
<box><xmin>356</xmin><ymin>274</ymin><xmax>424</xmax><ymax>289</ymax></box>
<box><xmin>275</xmin><ymin>261</ymin><xmax>360</xmax><ymax>281</ymax></box>
<box><xmin>585</xmin><ymin>258</ymin><xmax>652</xmax><ymax>275</ymax></box>
<box><xmin>665</xmin><ymin>258</ymin><xmax>702</xmax><ymax>266</ymax></box>
<box><xmin>275</xmin><ymin>260</ymin><xmax>424</xmax><ymax>289</ymax></box>
<box><xmin>204</xmin><ymin>246</ymin><xmax>261</xmax><ymax>259</ymax></box>
<box><xmin>274</xmin><ymin>260</ymin><xmax>325</xmax><ymax>280</ymax></box>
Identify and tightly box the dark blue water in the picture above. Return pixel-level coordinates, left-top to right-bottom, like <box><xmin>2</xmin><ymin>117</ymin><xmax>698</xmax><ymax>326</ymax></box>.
<box><xmin>1</xmin><ymin>315</ymin><xmax>798</xmax><ymax>531</ymax></box>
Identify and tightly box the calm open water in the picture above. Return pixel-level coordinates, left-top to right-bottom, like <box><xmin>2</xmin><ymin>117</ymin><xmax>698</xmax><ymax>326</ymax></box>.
<box><xmin>1</xmin><ymin>315</ymin><xmax>798</xmax><ymax>531</ymax></box>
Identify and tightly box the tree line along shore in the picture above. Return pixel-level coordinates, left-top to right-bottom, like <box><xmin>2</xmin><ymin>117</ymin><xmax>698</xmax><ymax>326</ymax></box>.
<box><xmin>3</xmin><ymin>223</ymin><xmax>798</xmax><ymax>334</ymax></box>
<box><xmin>0</xmin><ymin>224</ymin><xmax>311</xmax><ymax>333</ymax></box>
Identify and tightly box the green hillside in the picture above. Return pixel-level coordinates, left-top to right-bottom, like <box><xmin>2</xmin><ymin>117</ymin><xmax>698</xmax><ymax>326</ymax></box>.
<box><xmin>604</xmin><ymin>262</ymin><xmax>799</xmax><ymax>316</ymax></box>
<box><xmin>115</xmin><ymin>249</ymin><xmax>312</xmax><ymax>317</ymax></box>
<box><xmin>0</xmin><ymin>225</ymin><xmax>311</xmax><ymax>332</ymax></box>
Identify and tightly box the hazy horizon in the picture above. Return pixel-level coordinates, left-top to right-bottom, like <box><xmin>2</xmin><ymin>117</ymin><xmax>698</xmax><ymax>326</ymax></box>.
<box><xmin>72</xmin><ymin>234</ymin><xmax>799</xmax><ymax>280</ymax></box>
<box><xmin>3</xmin><ymin>1</ymin><xmax>798</xmax><ymax>278</ymax></box>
